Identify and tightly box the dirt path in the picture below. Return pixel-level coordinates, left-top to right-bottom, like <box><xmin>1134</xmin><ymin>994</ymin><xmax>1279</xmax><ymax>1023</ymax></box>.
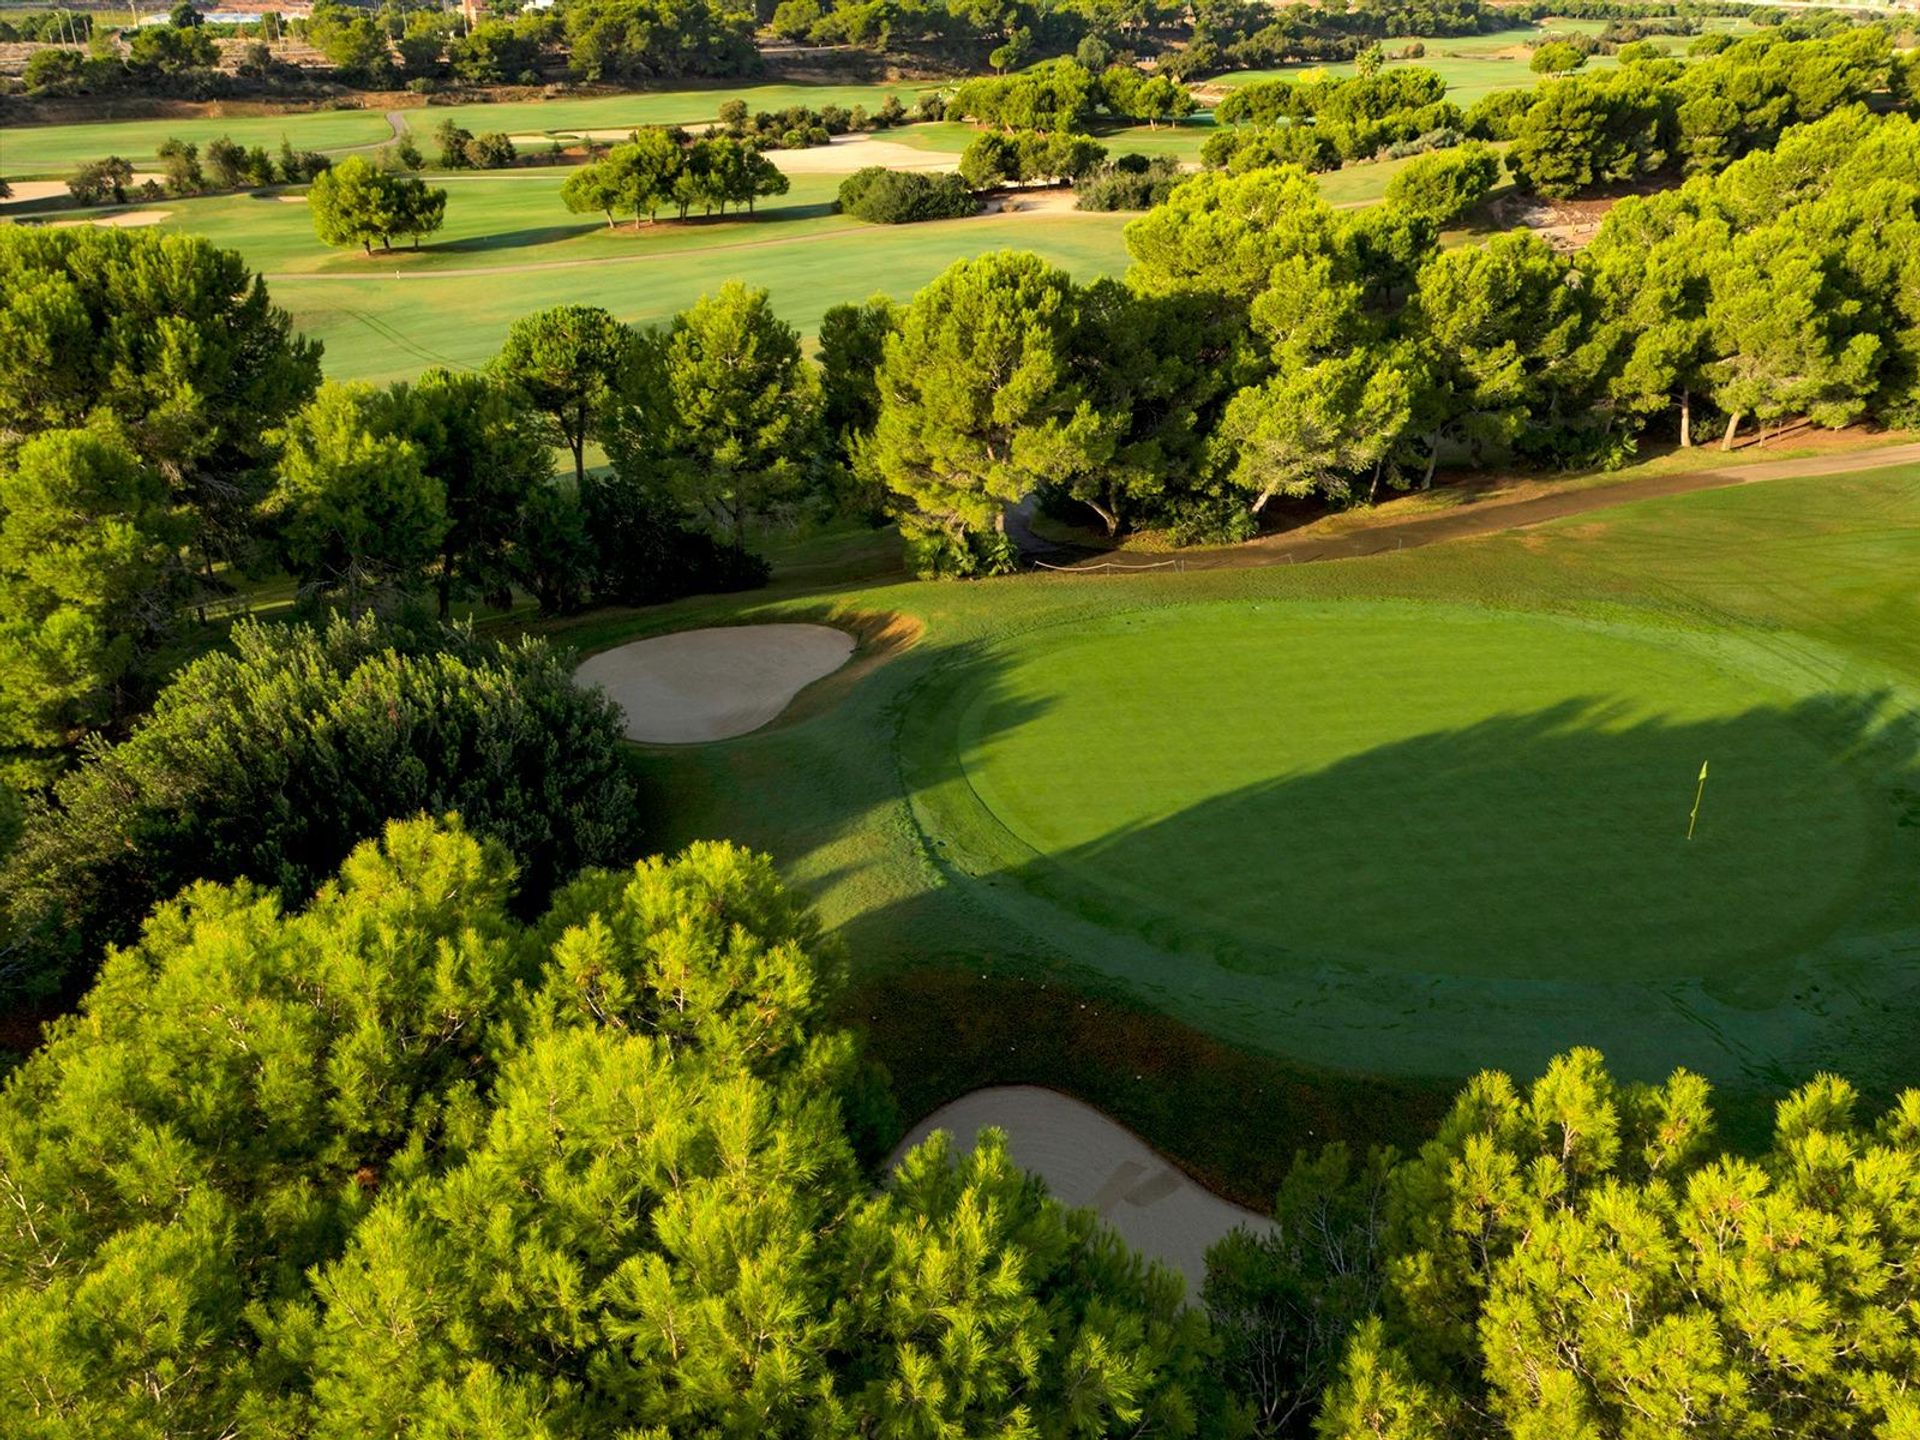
<box><xmin>1031</xmin><ymin>441</ymin><xmax>1920</xmax><ymax>574</ymax></box>
<box><xmin>330</xmin><ymin>111</ymin><xmax>410</xmax><ymax>156</ymax></box>
<box><xmin>891</xmin><ymin>1085</ymin><xmax>1271</xmax><ymax>1295</ymax></box>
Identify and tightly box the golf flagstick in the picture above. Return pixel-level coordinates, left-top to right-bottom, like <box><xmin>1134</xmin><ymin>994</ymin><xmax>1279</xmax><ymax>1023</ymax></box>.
<box><xmin>1687</xmin><ymin>760</ymin><xmax>1709</xmax><ymax>840</ymax></box>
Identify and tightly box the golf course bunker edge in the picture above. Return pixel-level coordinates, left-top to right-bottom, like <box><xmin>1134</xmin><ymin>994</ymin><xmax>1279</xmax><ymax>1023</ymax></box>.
<box><xmin>891</xmin><ymin>1086</ymin><xmax>1272</xmax><ymax>1295</ymax></box>
<box><xmin>578</xmin><ymin>623</ymin><xmax>856</xmax><ymax>744</ymax></box>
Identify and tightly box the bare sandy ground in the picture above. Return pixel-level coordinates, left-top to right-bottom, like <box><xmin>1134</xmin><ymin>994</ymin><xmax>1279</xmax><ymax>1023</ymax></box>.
<box><xmin>891</xmin><ymin>1086</ymin><xmax>1274</xmax><ymax>1296</ymax></box>
<box><xmin>768</xmin><ymin>134</ymin><xmax>957</xmax><ymax>174</ymax></box>
<box><xmin>576</xmin><ymin>622</ymin><xmax>854</xmax><ymax>743</ymax></box>
<box><xmin>52</xmin><ymin>209</ymin><xmax>170</xmax><ymax>228</ymax></box>
<box><xmin>983</xmin><ymin>187</ymin><xmax>1083</xmax><ymax>215</ymax></box>
<box><xmin>0</xmin><ymin>179</ymin><xmax>69</xmax><ymax>204</ymax></box>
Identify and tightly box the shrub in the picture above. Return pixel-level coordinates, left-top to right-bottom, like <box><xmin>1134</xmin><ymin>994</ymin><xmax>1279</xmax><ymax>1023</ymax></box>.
<box><xmin>837</xmin><ymin>167</ymin><xmax>977</xmax><ymax>223</ymax></box>
<box><xmin>1075</xmin><ymin>153</ymin><xmax>1183</xmax><ymax>210</ymax></box>
<box><xmin>0</xmin><ymin>615</ymin><xmax>639</xmax><ymax>1001</ymax></box>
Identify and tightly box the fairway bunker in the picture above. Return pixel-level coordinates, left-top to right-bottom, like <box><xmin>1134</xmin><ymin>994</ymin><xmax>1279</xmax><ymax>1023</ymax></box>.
<box><xmin>892</xmin><ymin>1086</ymin><xmax>1270</xmax><ymax>1294</ymax></box>
<box><xmin>577</xmin><ymin>623</ymin><xmax>854</xmax><ymax>743</ymax></box>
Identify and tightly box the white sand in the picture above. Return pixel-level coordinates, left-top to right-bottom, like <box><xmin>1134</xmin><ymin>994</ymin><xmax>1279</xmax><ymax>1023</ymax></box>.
<box><xmin>52</xmin><ymin>209</ymin><xmax>170</xmax><ymax>228</ymax></box>
<box><xmin>891</xmin><ymin>1086</ymin><xmax>1274</xmax><ymax>1297</ymax></box>
<box><xmin>768</xmin><ymin>134</ymin><xmax>957</xmax><ymax>175</ymax></box>
<box><xmin>576</xmin><ymin>622</ymin><xmax>854</xmax><ymax>743</ymax></box>
<box><xmin>0</xmin><ymin>179</ymin><xmax>69</xmax><ymax>204</ymax></box>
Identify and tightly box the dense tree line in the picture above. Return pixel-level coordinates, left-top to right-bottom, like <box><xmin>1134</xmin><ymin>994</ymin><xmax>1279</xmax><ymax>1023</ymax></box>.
<box><xmin>853</xmin><ymin>97</ymin><xmax>1920</xmax><ymax>566</ymax></box>
<box><xmin>562</xmin><ymin>127</ymin><xmax>789</xmax><ymax>226</ymax></box>
<box><xmin>0</xmin><ymin>815</ymin><xmax>1226</xmax><ymax>1436</ymax></box>
<box><xmin>0</xmin><ymin>233</ymin><xmax>797</xmax><ymax>789</ymax></box>
<box><xmin>837</xmin><ymin>165</ymin><xmax>978</xmax><ymax>222</ymax></box>
<box><xmin>1210</xmin><ymin>1048</ymin><xmax>1920</xmax><ymax>1438</ymax></box>
<box><xmin>1473</xmin><ymin>25</ymin><xmax>1892</xmax><ymax>197</ymax></box>
<box><xmin>0</xmin><ymin>616</ymin><xmax>638</xmax><ymax>1002</ymax></box>
<box><xmin>0</xmin><ymin>227</ymin><xmax>320</xmax><ymax>771</ymax></box>
<box><xmin>949</xmin><ymin>56</ymin><xmax>1197</xmax><ymax>132</ymax></box>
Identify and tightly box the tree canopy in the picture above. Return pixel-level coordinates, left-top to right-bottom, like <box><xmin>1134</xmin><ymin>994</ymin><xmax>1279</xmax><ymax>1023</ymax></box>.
<box><xmin>0</xmin><ymin>816</ymin><xmax>1226</xmax><ymax>1437</ymax></box>
<box><xmin>0</xmin><ymin>615</ymin><xmax>638</xmax><ymax>1001</ymax></box>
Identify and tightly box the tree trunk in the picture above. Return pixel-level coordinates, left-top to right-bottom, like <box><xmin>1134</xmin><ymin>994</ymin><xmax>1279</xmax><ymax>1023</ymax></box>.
<box><xmin>1721</xmin><ymin>410</ymin><xmax>1742</xmax><ymax>451</ymax></box>
<box><xmin>1368</xmin><ymin>457</ymin><xmax>1384</xmax><ymax>505</ymax></box>
<box><xmin>1085</xmin><ymin>497</ymin><xmax>1119</xmax><ymax>536</ymax></box>
<box><xmin>1679</xmin><ymin>388</ymin><xmax>1692</xmax><ymax>449</ymax></box>
<box><xmin>1422</xmin><ymin>434</ymin><xmax>1440</xmax><ymax>490</ymax></box>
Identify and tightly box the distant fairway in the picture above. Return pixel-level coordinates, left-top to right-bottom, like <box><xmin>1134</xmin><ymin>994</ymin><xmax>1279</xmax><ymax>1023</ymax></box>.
<box><xmin>948</xmin><ymin>602</ymin><xmax>1880</xmax><ymax>992</ymax></box>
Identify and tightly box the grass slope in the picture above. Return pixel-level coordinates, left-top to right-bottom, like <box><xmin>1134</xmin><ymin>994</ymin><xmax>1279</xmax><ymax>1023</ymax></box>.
<box><xmin>540</xmin><ymin>464</ymin><xmax>1920</xmax><ymax>1200</ymax></box>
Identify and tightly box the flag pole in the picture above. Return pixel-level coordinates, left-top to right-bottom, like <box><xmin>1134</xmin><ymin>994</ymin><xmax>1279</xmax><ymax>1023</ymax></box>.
<box><xmin>1687</xmin><ymin>760</ymin><xmax>1709</xmax><ymax>840</ymax></box>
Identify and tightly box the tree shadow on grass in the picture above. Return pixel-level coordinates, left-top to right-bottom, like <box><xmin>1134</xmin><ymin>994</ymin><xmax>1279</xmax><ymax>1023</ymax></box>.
<box><xmin>1011</xmin><ymin>690</ymin><xmax>1919</xmax><ymax>1001</ymax></box>
<box><xmin>440</xmin><ymin>222</ymin><xmax>604</xmax><ymax>253</ymax></box>
<box><xmin>841</xmin><ymin>682</ymin><xmax>1920</xmax><ymax>1197</ymax></box>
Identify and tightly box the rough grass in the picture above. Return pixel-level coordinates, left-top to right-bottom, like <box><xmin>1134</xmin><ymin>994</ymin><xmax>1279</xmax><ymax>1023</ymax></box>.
<box><xmin>539</xmin><ymin>466</ymin><xmax>1920</xmax><ymax>1196</ymax></box>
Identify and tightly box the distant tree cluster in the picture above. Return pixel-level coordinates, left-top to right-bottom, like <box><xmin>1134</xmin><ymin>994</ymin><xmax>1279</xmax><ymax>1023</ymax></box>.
<box><xmin>949</xmin><ymin>57</ymin><xmax>1198</xmax><ymax>132</ymax></box>
<box><xmin>709</xmin><ymin>93</ymin><xmax>905</xmax><ymax>149</ymax></box>
<box><xmin>1471</xmin><ymin>25</ymin><xmax>1891</xmax><ymax>196</ymax></box>
<box><xmin>561</xmin><ymin>128</ymin><xmax>788</xmax><ymax>226</ymax></box>
<box><xmin>563</xmin><ymin>0</ymin><xmax>759</xmax><ymax>81</ymax></box>
<box><xmin>1075</xmin><ymin>152</ymin><xmax>1185</xmax><ymax>210</ymax></box>
<box><xmin>837</xmin><ymin>165</ymin><xmax>978</xmax><ymax>223</ymax></box>
<box><xmin>1213</xmin><ymin>67</ymin><xmax>1464</xmax><ymax>162</ymax></box>
<box><xmin>959</xmin><ymin>128</ymin><xmax>1108</xmax><ymax>188</ymax></box>
<box><xmin>67</xmin><ymin>135</ymin><xmax>329</xmax><ymax>206</ymax></box>
<box><xmin>432</xmin><ymin>119</ymin><xmax>520</xmax><ymax>170</ymax></box>
<box><xmin>0</xmin><ymin>815</ymin><xmax>1227</xmax><ymax>1435</ymax></box>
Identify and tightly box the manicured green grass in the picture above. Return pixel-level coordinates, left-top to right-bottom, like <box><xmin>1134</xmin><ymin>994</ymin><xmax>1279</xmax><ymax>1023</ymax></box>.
<box><xmin>0</xmin><ymin>107</ymin><xmax>397</xmax><ymax>178</ymax></box>
<box><xmin>538</xmin><ymin>463</ymin><xmax>1920</xmax><ymax>1195</ymax></box>
<box><xmin>951</xmin><ymin>602</ymin><xmax>1878</xmax><ymax>990</ymax></box>
<box><xmin>410</xmin><ymin>82</ymin><xmax>941</xmax><ymax>141</ymax></box>
<box><xmin>0</xmin><ymin>84</ymin><xmax>946</xmax><ymax>179</ymax></box>
<box><xmin>135</xmin><ymin>171</ymin><xmax>855</xmax><ymax>276</ymax></box>
<box><xmin>265</xmin><ymin>204</ymin><xmax>1130</xmax><ymax>380</ymax></box>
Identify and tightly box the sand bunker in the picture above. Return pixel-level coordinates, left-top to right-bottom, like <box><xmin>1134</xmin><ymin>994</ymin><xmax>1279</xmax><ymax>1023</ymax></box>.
<box><xmin>0</xmin><ymin>179</ymin><xmax>69</xmax><ymax>205</ymax></box>
<box><xmin>577</xmin><ymin>622</ymin><xmax>854</xmax><ymax>743</ymax></box>
<box><xmin>891</xmin><ymin>1086</ymin><xmax>1273</xmax><ymax>1296</ymax></box>
<box><xmin>53</xmin><ymin>209</ymin><xmax>170</xmax><ymax>228</ymax></box>
<box><xmin>769</xmin><ymin>134</ymin><xmax>957</xmax><ymax>175</ymax></box>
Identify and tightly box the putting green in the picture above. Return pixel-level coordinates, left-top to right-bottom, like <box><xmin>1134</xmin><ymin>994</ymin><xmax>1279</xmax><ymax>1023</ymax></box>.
<box><xmin>947</xmin><ymin>601</ymin><xmax>1886</xmax><ymax>993</ymax></box>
